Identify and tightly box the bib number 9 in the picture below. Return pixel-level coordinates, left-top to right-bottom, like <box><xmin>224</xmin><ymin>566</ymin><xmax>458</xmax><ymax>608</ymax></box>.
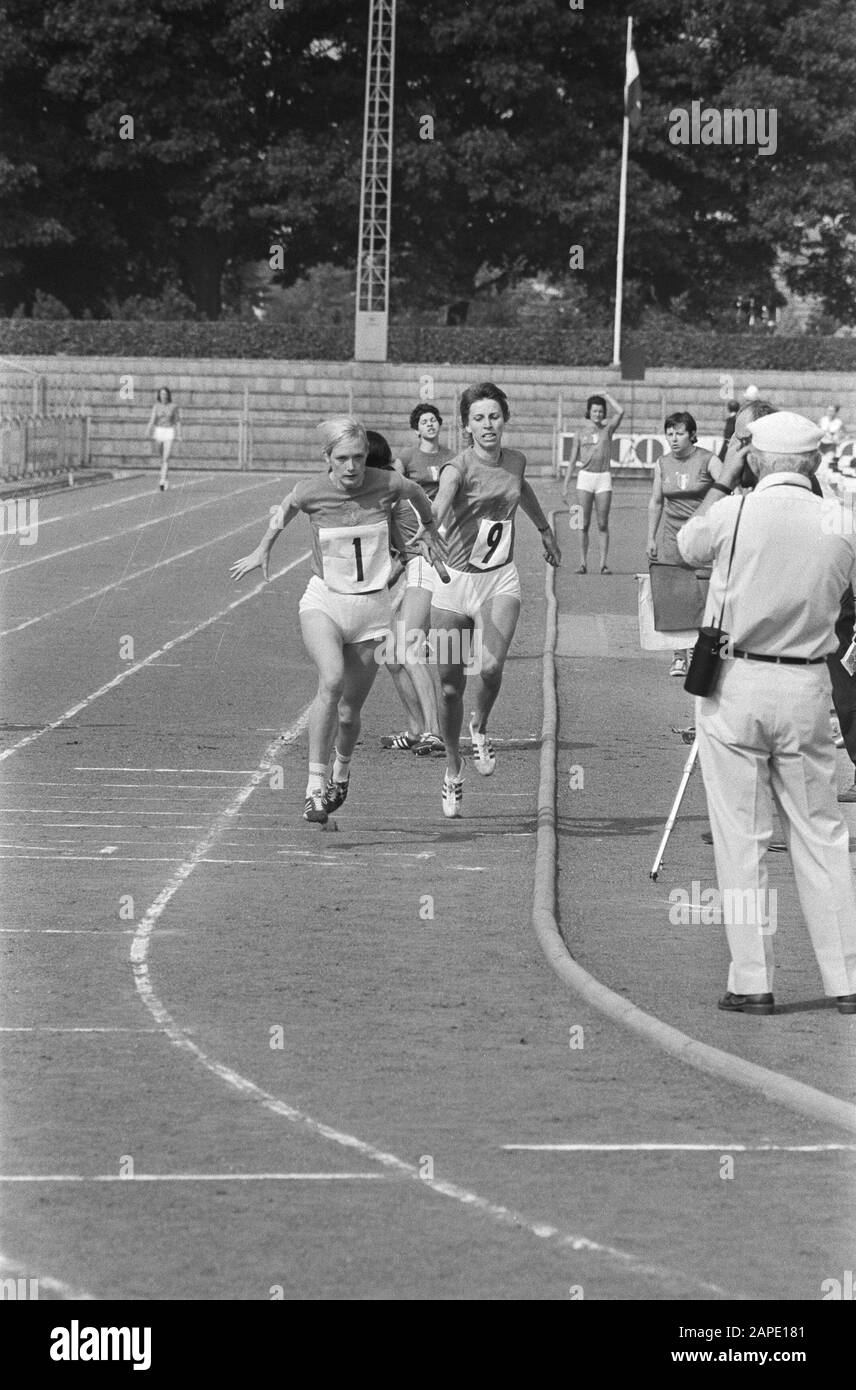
<box><xmin>319</xmin><ymin>522</ymin><xmax>390</xmax><ymax>592</ymax></box>
<box><xmin>470</xmin><ymin>517</ymin><xmax>513</xmax><ymax>570</ymax></box>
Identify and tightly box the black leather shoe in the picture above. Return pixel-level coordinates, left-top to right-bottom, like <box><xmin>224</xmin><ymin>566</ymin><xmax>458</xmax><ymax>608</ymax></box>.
<box><xmin>718</xmin><ymin>991</ymin><xmax>775</xmax><ymax>1015</ymax></box>
<box><xmin>836</xmin><ymin>994</ymin><xmax>856</xmax><ymax>1015</ymax></box>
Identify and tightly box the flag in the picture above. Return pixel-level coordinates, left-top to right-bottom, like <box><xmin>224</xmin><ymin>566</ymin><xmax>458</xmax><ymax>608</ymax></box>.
<box><xmin>624</xmin><ymin>42</ymin><xmax>642</xmax><ymax>130</ymax></box>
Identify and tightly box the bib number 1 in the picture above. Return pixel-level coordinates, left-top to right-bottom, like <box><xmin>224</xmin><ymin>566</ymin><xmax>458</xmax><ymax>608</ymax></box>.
<box><xmin>470</xmin><ymin>517</ymin><xmax>513</xmax><ymax>570</ymax></box>
<box><xmin>319</xmin><ymin>522</ymin><xmax>390</xmax><ymax>592</ymax></box>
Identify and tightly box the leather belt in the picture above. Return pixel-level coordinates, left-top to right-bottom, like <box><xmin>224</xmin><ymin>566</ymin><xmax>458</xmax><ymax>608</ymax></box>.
<box><xmin>732</xmin><ymin>648</ymin><xmax>827</xmax><ymax>666</ymax></box>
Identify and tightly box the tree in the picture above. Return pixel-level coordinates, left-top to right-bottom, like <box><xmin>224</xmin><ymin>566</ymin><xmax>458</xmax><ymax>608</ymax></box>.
<box><xmin>1</xmin><ymin>0</ymin><xmax>854</xmax><ymax>323</ymax></box>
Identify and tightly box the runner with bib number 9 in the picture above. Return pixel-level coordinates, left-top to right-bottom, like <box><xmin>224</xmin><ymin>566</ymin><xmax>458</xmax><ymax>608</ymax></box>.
<box><xmin>431</xmin><ymin>383</ymin><xmax>561</xmax><ymax>818</ymax></box>
<box><xmin>229</xmin><ymin>417</ymin><xmax>445</xmax><ymax>825</ymax></box>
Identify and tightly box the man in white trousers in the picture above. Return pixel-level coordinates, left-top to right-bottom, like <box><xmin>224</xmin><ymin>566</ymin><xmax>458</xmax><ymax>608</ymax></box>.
<box><xmin>677</xmin><ymin>411</ymin><xmax>856</xmax><ymax>1016</ymax></box>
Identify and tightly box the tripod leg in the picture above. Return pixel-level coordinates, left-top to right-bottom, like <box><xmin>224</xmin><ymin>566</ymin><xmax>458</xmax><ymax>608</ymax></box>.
<box><xmin>649</xmin><ymin>738</ymin><xmax>700</xmax><ymax>880</ymax></box>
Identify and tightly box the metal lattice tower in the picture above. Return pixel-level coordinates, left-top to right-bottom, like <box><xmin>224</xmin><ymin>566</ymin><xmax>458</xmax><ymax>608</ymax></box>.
<box><xmin>354</xmin><ymin>0</ymin><xmax>396</xmax><ymax>362</ymax></box>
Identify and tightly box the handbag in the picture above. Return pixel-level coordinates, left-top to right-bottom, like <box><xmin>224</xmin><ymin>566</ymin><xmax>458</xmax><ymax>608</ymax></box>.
<box><xmin>648</xmin><ymin>562</ymin><xmax>709</xmax><ymax>631</ymax></box>
<box><xmin>684</xmin><ymin>495</ymin><xmax>745</xmax><ymax>697</ymax></box>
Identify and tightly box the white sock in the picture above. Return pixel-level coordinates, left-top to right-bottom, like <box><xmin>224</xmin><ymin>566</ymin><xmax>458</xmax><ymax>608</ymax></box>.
<box><xmin>306</xmin><ymin>764</ymin><xmax>326</xmax><ymax>797</ymax></box>
<box><xmin>331</xmin><ymin>750</ymin><xmax>351</xmax><ymax>783</ymax></box>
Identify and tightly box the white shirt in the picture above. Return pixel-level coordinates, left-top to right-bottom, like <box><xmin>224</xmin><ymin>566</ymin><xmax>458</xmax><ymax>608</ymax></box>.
<box><xmin>677</xmin><ymin>473</ymin><xmax>856</xmax><ymax>659</ymax></box>
<box><xmin>820</xmin><ymin>414</ymin><xmax>843</xmax><ymax>445</ymax></box>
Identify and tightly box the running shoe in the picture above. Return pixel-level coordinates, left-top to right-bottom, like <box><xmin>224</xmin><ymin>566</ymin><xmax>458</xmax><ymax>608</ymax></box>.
<box><xmin>669</xmin><ymin>655</ymin><xmax>688</xmax><ymax>678</ymax></box>
<box><xmin>468</xmin><ymin>715</ymin><xmax>496</xmax><ymax>775</ymax></box>
<box><xmin>302</xmin><ymin>791</ymin><xmax>328</xmax><ymax>824</ymax></box>
<box><xmin>322</xmin><ymin>775</ymin><xmax>349</xmax><ymax>813</ymax></box>
<box><xmin>413</xmin><ymin>733</ymin><xmax>445</xmax><ymax>757</ymax></box>
<box><xmin>380</xmin><ymin>730</ymin><xmax>418</xmax><ymax>750</ymax></box>
<box><xmin>442</xmin><ymin>763</ymin><xmax>465</xmax><ymax>818</ymax></box>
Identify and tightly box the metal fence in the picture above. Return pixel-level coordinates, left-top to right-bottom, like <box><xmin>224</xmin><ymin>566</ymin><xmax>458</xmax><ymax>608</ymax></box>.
<box><xmin>0</xmin><ymin>361</ymin><xmax>91</xmax><ymax>481</ymax></box>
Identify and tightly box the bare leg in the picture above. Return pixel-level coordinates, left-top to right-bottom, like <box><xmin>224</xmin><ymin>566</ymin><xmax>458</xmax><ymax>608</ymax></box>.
<box><xmin>299</xmin><ymin>612</ymin><xmax>346</xmax><ymax>771</ymax></box>
<box><xmin>594</xmin><ymin>488</ymin><xmax>612</xmax><ymax>569</ymax></box>
<box><xmin>160</xmin><ymin>433</ymin><xmax>174</xmax><ymax>486</ymax></box>
<box><xmin>401</xmin><ymin>584</ymin><xmax>440</xmax><ymax>735</ymax></box>
<box><xmin>432</xmin><ymin>606</ymin><xmax>471</xmax><ymax>777</ymax></box>
<box><xmin>577</xmin><ymin>487</ymin><xmax>594</xmax><ymax>569</ymax></box>
<box><xmin>336</xmin><ymin>638</ymin><xmax>382</xmax><ymax>761</ymax></box>
<box><xmin>386</xmin><ymin>662</ymin><xmax>423</xmax><ymax>738</ymax></box>
<box><xmin>469</xmin><ymin>594</ymin><xmax>521</xmax><ymax>732</ymax></box>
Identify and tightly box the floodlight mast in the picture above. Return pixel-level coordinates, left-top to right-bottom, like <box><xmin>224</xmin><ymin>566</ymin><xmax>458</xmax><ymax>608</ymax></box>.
<box><xmin>354</xmin><ymin>0</ymin><xmax>396</xmax><ymax>362</ymax></box>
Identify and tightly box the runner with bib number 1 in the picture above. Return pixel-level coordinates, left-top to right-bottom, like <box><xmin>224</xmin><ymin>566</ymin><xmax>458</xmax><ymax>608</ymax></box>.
<box><xmin>230</xmin><ymin>416</ymin><xmax>445</xmax><ymax>825</ymax></box>
<box><xmin>431</xmin><ymin>382</ymin><xmax>561</xmax><ymax>819</ymax></box>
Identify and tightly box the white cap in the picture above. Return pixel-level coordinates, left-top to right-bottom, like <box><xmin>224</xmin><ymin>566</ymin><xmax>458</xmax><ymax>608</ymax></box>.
<box><xmin>747</xmin><ymin>410</ymin><xmax>824</xmax><ymax>454</ymax></box>
<box><xmin>743</xmin><ymin>384</ymin><xmax>759</xmax><ymax>400</ymax></box>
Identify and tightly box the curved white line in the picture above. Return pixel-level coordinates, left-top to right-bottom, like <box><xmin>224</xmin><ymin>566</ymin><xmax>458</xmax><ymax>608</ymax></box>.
<box><xmin>127</xmin><ymin>729</ymin><xmax>738</xmax><ymax>1299</ymax></box>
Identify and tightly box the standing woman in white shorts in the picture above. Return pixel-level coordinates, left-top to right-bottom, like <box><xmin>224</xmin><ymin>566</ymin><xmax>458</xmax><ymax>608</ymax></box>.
<box><xmin>430</xmin><ymin>383</ymin><xmax>561</xmax><ymax>818</ymax></box>
<box><xmin>229</xmin><ymin>417</ymin><xmax>444</xmax><ymax>824</ymax></box>
<box><xmin>146</xmin><ymin>387</ymin><xmax>181</xmax><ymax>491</ymax></box>
<box><xmin>562</xmin><ymin>391</ymin><xmax>624</xmax><ymax>573</ymax></box>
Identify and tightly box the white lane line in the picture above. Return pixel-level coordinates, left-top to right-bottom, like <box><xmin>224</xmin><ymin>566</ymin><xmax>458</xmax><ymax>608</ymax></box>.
<box><xmin>0</xmin><ymin>476</ymin><xmax>278</xmax><ymax>575</ymax></box>
<box><xmin>0</xmin><ymin>854</ymin><xmax>258</xmax><ymax>864</ymax></box>
<box><xmin>0</xmin><ymin>516</ymin><xmax>263</xmax><ymax>637</ymax></box>
<box><xmin>127</xmin><ymin>727</ymin><xmax>736</xmax><ymax>1301</ymax></box>
<box><xmin>0</xmin><ymin>550</ymin><xmax>310</xmax><ymax>764</ymax></box>
<box><xmin>3</xmin><ymin>834</ymin><xmax>257</xmax><ymax>845</ymax></box>
<box><xmin>503</xmin><ymin>1143</ymin><xmax>856</xmax><ymax>1153</ymax></box>
<box><xmin>10</xmin><ymin>817</ymin><xmax>215</xmax><ymax>828</ymax></box>
<box><xmin>32</xmin><ymin>475</ymin><xmax>212</xmax><ymax>528</ymax></box>
<box><xmin>0</xmin><ymin>1027</ymin><xmax>161</xmax><ymax>1034</ymax></box>
<box><xmin>0</xmin><ymin>1252</ymin><xmax>94</xmax><ymax>1301</ymax></box>
<box><xmin>0</xmin><ymin>1173</ymin><xmax>387</xmax><ymax>1182</ymax></box>
<box><xmin>74</xmin><ymin>767</ymin><xmax>259</xmax><ymax>774</ymax></box>
<box><xmin>0</xmin><ymin>803</ymin><xmax>255</xmax><ymax>811</ymax></box>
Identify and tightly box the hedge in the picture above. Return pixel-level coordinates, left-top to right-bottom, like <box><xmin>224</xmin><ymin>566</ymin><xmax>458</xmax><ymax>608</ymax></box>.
<box><xmin>2</xmin><ymin>317</ymin><xmax>856</xmax><ymax>371</ymax></box>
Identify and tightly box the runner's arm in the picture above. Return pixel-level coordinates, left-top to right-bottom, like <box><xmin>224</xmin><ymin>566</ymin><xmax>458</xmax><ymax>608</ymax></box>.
<box><xmin>394</xmin><ymin>473</ymin><xmax>447</xmax><ymax>568</ymax></box>
<box><xmin>520</xmin><ymin>479</ymin><xmax>561</xmax><ymax>567</ymax></box>
<box><xmin>230</xmin><ymin>490</ymin><xmax>301</xmax><ymax>582</ymax></box>
<box><xmin>432</xmin><ymin>463</ymin><xmax>462</xmax><ymax>529</ymax></box>
<box><xmin>603</xmin><ymin>392</ymin><xmax>625</xmax><ymax>433</ymax></box>
<box><xmin>646</xmin><ymin>468</ymin><xmax>664</xmax><ymax>558</ymax></box>
<box><xmin>562</xmin><ymin>434</ymin><xmax>580</xmax><ymax>494</ymax></box>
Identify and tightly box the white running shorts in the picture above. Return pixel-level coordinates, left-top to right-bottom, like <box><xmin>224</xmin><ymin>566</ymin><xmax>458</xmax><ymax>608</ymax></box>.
<box><xmin>576</xmin><ymin>469</ymin><xmax>612</xmax><ymax>495</ymax></box>
<box><xmin>430</xmin><ymin>562</ymin><xmax>521</xmax><ymax>619</ymax></box>
<box><xmin>298</xmin><ymin>575</ymin><xmax>391</xmax><ymax>644</ymax></box>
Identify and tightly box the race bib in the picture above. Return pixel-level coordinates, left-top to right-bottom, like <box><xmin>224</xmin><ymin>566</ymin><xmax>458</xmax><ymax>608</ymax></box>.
<box><xmin>469</xmin><ymin>517</ymin><xmax>513</xmax><ymax>570</ymax></box>
<box><xmin>319</xmin><ymin>522</ymin><xmax>390</xmax><ymax>593</ymax></box>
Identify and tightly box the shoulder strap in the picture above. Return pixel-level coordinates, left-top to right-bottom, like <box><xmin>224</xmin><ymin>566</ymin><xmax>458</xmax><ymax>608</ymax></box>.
<box><xmin>716</xmin><ymin>494</ymin><xmax>746</xmax><ymax>629</ymax></box>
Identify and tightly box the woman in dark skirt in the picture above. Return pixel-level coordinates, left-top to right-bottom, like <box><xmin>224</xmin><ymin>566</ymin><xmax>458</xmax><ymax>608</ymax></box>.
<box><xmin>646</xmin><ymin>411</ymin><xmax>722</xmax><ymax>677</ymax></box>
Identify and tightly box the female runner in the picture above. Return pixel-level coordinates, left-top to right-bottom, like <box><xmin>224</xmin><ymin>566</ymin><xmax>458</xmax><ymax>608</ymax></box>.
<box><xmin>145</xmin><ymin>386</ymin><xmax>181</xmax><ymax>491</ymax></box>
<box><xmin>430</xmin><ymin>383</ymin><xmax>561</xmax><ymax>818</ymax></box>
<box><xmin>562</xmin><ymin>391</ymin><xmax>623</xmax><ymax>573</ymax></box>
<box><xmin>230</xmin><ymin>417</ymin><xmax>444</xmax><ymax>824</ymax></box>
<box><xmin>380</xmin><ymin>401</ymin><xmax>455</xmax><ymax>755</ymax></box>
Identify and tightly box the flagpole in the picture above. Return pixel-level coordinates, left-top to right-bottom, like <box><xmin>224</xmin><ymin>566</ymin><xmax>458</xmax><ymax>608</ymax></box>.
<box><xmin>612</xmin><ymin>16</ymin><xmax>633</xmax><ymax>367</ymax></box>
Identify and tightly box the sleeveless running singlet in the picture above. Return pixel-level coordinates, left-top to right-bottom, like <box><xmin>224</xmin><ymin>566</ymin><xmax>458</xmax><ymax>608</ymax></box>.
<box><xmin>397</xmin><ymin>444</ymin><xmax>454</xmax><ymax>559</ymax></box>
<box><xmin>658</xmin><ymin>446</ymin><xmax>715</xmax><ymax>565</ymax></box>
<box><xmin>441</xmin><ymin>446</ymin><xmax>526</xmax><ymax>573</ymax></box>
<box><xmin>290</xmin><ymin>467</ymin><xmax>414</xmax><ymax>593</ymax></box>
<box><xmin>577</xmin><ymin>421</ymin><xmax>613</xmax><ymax>473</ymax></box>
